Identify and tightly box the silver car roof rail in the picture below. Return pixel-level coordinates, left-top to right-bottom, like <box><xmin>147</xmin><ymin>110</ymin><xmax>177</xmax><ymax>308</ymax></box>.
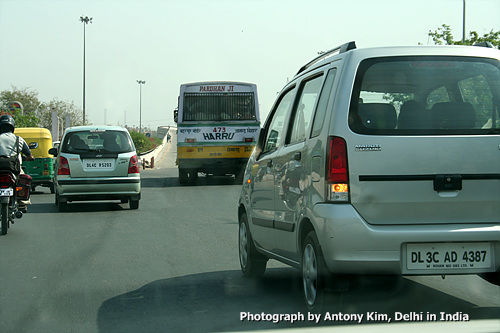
<box><xmin>473</xmin><ymin>41</ymin><xmax>495</xmax><ymax>48</ymax></box>
<box><xmin>296</xmin><ymin>41</ymin><xmax>357</xmax><ymax>75</ymax></box>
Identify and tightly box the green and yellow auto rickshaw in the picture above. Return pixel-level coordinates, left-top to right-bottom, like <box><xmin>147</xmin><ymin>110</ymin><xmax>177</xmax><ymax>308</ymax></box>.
<box><xmin>14</xmin><ymin>127</ymin><xmax>55</xmax><ymax>193</ymax></box>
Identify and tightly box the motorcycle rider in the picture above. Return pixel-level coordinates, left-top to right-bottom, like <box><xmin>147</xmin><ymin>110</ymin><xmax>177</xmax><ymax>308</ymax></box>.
<box><xmin>0</xmin><ymin>114</ymin><xmax>34</xmax><ymax>211</ymax></box>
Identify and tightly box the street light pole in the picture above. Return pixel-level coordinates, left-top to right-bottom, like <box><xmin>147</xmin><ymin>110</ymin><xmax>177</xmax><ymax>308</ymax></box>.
<box><xmin>462</xmin><ymin>0</ymin><xmax>466</xmax><ymax>43</ymax></box>
<box><xmin>137</xmin><ymin>80</ymin><xmax>146</xmax><ymax>133</ymax></box>
<box><xmin>80</xmin><ymin>15</ymin><xmax>92</xmax><ymax>125</ymax></box>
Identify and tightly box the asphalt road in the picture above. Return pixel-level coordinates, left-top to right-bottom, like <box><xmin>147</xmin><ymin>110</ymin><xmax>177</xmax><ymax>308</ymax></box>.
<box><xmin>0</xmin><ymin>136</ymin><xmax>499</xmax><ymax>333</ymax></box>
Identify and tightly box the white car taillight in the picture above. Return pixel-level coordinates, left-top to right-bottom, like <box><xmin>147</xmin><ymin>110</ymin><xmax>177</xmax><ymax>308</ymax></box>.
<box><xmin>326</xmin><ymin>136</ymin><xmax>349</xmax><ymax>202</ymax></box>
<box><xmin>58</xmin><ymin>156</ymin><xmax>70</xmax><ymax>175</ymax></box>
<box><xmin>128</xmin><ymin>155</ymin><xmax>140</xmax><ymax>174</ymax></box>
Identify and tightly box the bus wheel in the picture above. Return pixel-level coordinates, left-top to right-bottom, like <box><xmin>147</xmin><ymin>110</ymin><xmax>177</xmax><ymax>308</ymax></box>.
<box><xmin>188</xmin><ymin>169</ymin><xmax>198</xmax><ymax>184</ymax></box>
<box><xmin>179</xmin><ymin>169</ymin><xmax>188</xmax><ymax>185</ymax></box>
<box><xmin>235</xmin><ymin>171</ymin><xmax>244</xmax><ymax>184</ymax></box>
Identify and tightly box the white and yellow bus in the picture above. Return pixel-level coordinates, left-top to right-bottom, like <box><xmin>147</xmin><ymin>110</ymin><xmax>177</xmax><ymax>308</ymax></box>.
<box><xmin>175</xmin><ymin>81</ymin><xmax>260</xmax><ymax>184</ymax></box>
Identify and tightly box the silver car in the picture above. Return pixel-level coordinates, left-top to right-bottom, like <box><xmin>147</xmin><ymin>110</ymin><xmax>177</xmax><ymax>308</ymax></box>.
<box><xmin>50</xmin><ymin>126</ymin><xmax>141</xmax><ymax>211</ymax></box>
<box><xmin>238</xmin><ymin>42</ymin><xmax>500</xmax><ymax>311</ymax></box>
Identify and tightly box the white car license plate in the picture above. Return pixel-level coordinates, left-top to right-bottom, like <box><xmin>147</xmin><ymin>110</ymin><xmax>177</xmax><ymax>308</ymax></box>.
<box><xmin>84</xmin><ymin>159</ymin><xmax>115</xmax><ymax>170</ymax></box>
<box><xmin>407</xmin><ymin>242</ymin><xmax>491</xmax><ymax>270</ymax></box>
<box><xmin>0</xmin><ymin>188</ymin><xmax>13</xmax><ymax>196</ymax></box>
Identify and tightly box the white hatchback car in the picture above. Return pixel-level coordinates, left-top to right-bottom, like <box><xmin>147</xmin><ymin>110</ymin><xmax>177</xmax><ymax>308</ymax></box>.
<box><xmin>238</xmin><ymin>42</ymin><xmax>500</xmax><ymax>310</ymax></box>
<box><xmin>50</xmin><ymin>126</ymin><xmax>141</xmax><ymax>211</ymax></box>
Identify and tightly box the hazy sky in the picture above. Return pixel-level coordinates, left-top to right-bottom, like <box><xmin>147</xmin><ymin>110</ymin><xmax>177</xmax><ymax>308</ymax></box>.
<box><xmin>1</xmin><ymin>0</ymin><xmax>499</xmax><ymax>129</ymax></box>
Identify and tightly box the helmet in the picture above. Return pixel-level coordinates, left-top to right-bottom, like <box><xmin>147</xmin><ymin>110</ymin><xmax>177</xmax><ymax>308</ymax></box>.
<box><xmin>0</xmin><ymin>115</ymin><xmax>15</xmax><ymax>133</ymax></box>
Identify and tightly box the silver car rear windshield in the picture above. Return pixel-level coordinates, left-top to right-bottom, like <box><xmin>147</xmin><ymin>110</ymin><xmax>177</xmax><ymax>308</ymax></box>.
<box><xmin>61</xmin><ymin>131</ymin><xmax>134</xmax><ymax>154</ymax></box>
<box><xmin>349</xmin><ymin>56</ymin><xmax>500</xmax><ymax>135</ymax></box>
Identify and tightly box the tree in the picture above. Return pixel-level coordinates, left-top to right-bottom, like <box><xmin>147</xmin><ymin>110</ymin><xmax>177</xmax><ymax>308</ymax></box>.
<box><xmin>37</xmin><ymin>99</ymin><xmax>87</xmax><ymax>130</ymax></box>
<box><xmin>0</xmin><ymin>86</ymin><xmax>41</xmax><ymax>127</ymax></box>
<box><xmin>0</xmin><ymin>86</ymin><xmax>87</xmax><ymax>130</ymax></box>
<box><xmin>428</xmin><ymin>24</ymin><xmax>500</xmax><ymax>48</ymax></box>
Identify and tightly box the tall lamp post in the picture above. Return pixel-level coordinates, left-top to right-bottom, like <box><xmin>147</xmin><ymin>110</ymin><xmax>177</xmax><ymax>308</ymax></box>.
<box><xmin>137</xmin><ymin>80</ymin><xmax>146</xmax><ymax>133</ymax></box>
<box><xmin>80</xmin><ymin>15</ymin><xmax>92</xmax><ymax>125</ymax></box>
<box><xmin>462</xmin><ymin>0</ymin><xmax>466</xmax><ymax>43</ymax></box>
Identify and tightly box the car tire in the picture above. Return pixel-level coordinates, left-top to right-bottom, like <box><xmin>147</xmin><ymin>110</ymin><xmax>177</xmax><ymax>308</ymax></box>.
<box><xmin>130</xmin><ymin>200</ymin><xmax>139</xmax><ymax>210</ymax></box>
<box><xmin>49</xmin><ymin>183</ymin><xmax>55</xmax><ymax>194</ymax></box>
<box><xmin>302</xmin><ymin>230</ymin><xmax>330</xmax><ymax>313</ymax></box>
<box><xmin>239</xmin><ymin>212</ymin><xmax>267</xmax><ymax>277</ymax></box>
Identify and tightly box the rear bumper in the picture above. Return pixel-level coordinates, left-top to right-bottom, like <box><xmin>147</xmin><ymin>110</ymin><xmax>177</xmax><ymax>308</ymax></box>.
<box><xmin>56</xmin><ymin>177</ymin><xmax>140</xmax><ymax>202</ymax></box>
<box><xmin>313</xmin><ymin>203</ymin><xmax>500</xmax><ymax>275</ymax></box>
<box><xmin>178</xmin><ymin>158</ymin><xmax>249</xmax><ymax>174</ymax></box>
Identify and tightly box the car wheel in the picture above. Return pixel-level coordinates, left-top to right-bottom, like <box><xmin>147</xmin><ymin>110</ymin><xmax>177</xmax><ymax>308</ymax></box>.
<box><xmin>239</xmin><ymin>212</ymin><xmax>267</xmax><ymax>277</ymax></box>
<box><xmin>302</xmin><ymin>230</ymin><xmax>330</xmax><ymax>312</ymax></box>
<box><xmin>130</xmin><ymin>200</ymin><xmax>139</xmax><ymax>210</ymax></box>
<box><xmin>49</xmin><ymin>183</ymin><xmax>55</xmax><ymax>194</ymax></box>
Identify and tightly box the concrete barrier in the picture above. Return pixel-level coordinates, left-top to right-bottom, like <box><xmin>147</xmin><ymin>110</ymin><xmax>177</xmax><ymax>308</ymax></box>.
<box><xmin>139</xmin><ymin>130</ymin><xmax>170</xmax><ymax>169</ymax></box>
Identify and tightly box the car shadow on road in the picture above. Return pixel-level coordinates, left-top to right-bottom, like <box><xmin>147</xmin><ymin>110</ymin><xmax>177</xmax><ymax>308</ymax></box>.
<box><xmin>96</xmin><ymin>268</ymin><xmax>500</xmax><ymax>333</ymax></box>
<box><xmin>28</xmin><ymin>201</ymin><xmax>127</xmax><ymax>213</ymax></box>
<box><xmin>141</xmin><ymin>175</ymin><xmax>242</xmax><ymax>188</ymax></box>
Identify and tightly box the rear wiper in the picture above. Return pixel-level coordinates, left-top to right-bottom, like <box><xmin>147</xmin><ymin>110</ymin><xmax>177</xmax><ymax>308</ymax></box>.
<box><xmin>71</xmin><ymin>148</ymin><xmax>92</xmax><ymax>152</ymax></box>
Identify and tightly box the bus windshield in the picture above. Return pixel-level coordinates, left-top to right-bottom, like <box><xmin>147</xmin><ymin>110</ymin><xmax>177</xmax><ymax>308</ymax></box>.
<box><xmin>183</xmin><ymin>92</ymin><xmax>257</xmax><ymax>121</ymax></box>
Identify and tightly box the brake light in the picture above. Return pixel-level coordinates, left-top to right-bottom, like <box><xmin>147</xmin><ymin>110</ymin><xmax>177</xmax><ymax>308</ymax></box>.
<box><xmin>0</xmin><ymin>174</ymin><xmax>14</xmax><ymax>188</ymax></box>
<box><xmin>326</xmin><ymin>136</ymin><xmax>349</xmax><ymax>202</ymax></box>
<box><xmin>244</xmin><ymin>137</ymin><xmax>254</xmax><ymax>143</ymax></box>
<box><xmin>128</xmin><ymin>155</ymin><xmax>139</xmax><ymax>174</ymax></box>
<box><xmin>185</xmin><ymin>138</ymin><xmax>196</xmax><ymax>143</ymax></box>
<box><xmin>58</xmin><ymin>156</ymin><xmax>70</xmax><ymax>175</ymax></box>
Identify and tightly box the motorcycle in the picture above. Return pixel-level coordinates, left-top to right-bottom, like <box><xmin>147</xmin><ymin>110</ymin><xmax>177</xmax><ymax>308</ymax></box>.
<box><xmin>0</xmin><ymin>171</ymin><xmax>32</xmax><ymax>235</ymax></box>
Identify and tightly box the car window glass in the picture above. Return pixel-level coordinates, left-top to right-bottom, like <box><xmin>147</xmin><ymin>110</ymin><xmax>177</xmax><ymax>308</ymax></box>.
<box><xmin>288</xmin><ymin>75</ymin><xmax>323</xmax><ymax>144</ymax></box>
<box><xmin>349</xmin><ymin>56</ymin><xmax>500</xmax><ymax>135</ymax></box>
<box><xmin>62</xmin><ymin>131</ymin><xmax>133</xmax><ymax>153</ymax></box>
<box><xmin>262</xmin><ymin>89</ymin><xmax>295</xmax><ymax>153</ymax></box>
<box><xmin>426</xmin><ymin>86</ymin><xmax>450</xmax><ymax>109</ymax></box>
<box><xmin>458</xmin><ymin>75</ymin><xmax>495</xmax><ymax>129</ymax></box>
<box><xmin>311</xmin><ymin>68</ymin><xmax>337</xmax><ymax>138</ymax></box>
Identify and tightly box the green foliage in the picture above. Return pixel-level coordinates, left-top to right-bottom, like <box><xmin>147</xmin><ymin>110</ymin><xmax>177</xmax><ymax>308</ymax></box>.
<box><xmin>0</xmin><ymin>86</ymin><xmax>87</xmax><ymax>130</ymax></box>
<box><xmin>15</xmin><ymin>113</ymin><xmax>40</xmax><ymax>127</ymax></box>
<box><xmin>428</xmin><ymin>24</ymin><xmax>500</xmax><ymax>48</ymax></box>
<box><xmin>129</xmin><ymin>131</ymin><xmax>162</xmax><ymax>154</ymax></box>
<box><xmin>0</xmin><ymin>86</ymin><xmax>41</xmax><ymax>127</ymax></box>
<box><xmin>38</xmin><ymin>99</ymin><xmax>87</xmax><ymax>129</ymax></box>
<box><xmin>382</xmin><ymin>93</ymin><xmax>414</xmax><ymax>108</ymax></box>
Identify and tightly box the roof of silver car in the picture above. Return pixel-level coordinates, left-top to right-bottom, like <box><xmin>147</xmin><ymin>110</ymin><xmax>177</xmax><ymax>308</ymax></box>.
<box><xmin>294</xmin><ymin>41</ymin><xmax>498</xmax><ymax>80</ymax></box>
